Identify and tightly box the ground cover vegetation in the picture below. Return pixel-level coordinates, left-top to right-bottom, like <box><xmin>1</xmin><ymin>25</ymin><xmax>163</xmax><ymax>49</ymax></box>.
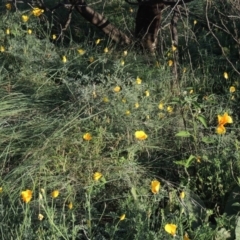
<box><xmin>0</xmin><ymin>0</ymin><xmax>240</xmax><ymax>239</ymax></box>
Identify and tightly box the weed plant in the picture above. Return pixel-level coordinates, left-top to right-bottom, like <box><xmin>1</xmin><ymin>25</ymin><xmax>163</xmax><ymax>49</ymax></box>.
<box><xmin>0</xmin><ymin>1</ymin><xmax>240</xmax><ymax>239</ymax></box>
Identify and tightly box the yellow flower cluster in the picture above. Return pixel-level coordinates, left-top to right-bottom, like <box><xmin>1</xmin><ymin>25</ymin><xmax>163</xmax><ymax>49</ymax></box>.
<box><xmin>32</xmin><ymin>8</ymin><xmax>44</xmax><ymax>17</ymax></box>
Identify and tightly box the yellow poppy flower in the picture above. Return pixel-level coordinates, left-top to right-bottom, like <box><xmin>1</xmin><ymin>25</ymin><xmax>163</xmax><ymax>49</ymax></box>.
<box><xmin>95</xmin><ymin>39</ymin><xmax>101</xmax><ymax>45</ymax></box>
<box><xmin>189</xmin><ymin>89</ymin><xmax>193</xmax><ymax>94</ymax></box>
<box><xmin>179</xmin><ymin>191</ymin><xmax>185</xmax><ymax>199</ymax></box>
<box><xmin>136</xmin><ymin>77</ymin><xmax>142</xmax><ymax>84</ymax></box>
<box><xmin>27</xmin><ymin>29</ymin><xmax>32</xmax><ymax>34</ymax></box>
<box><xmin>218</xmin><ymin>112</ymin><xmax>233</xmax><ymax>126</ymax></box>
<box><xmin>151</xmin><ymin>180</ymin><xmax>160</xmax><ymax>194</ymax></box>
<box><xmin>135</xmin><ymin>131</ymin><xmax>148</xmax><ymax>140</ymax></box>
<box><xmin>83</xmin><ymin>133</ymin><xmax>92</xmax><ymax>141</ymax></box>
<box><xmin>123</xmin><ymin>50</ymin><xmax>128</xmax><ymax>56</ymax></box>
<box><xmin>21</xmin><ymin>189</ymin><xmax>33</xmax><ymax>203</ymax></box>
<box><xmin>120</xmin><ymin>60</ymin><xmax>125</xmax><ymax>66</ymax></box>
<box><xmin>129</xmin><ymin>8</ymin><xmax>133</xmax><ymax>13</ymax></box>
<box><xmin>103</xmin><ymin>96</ymin><xmax>109</xmax><ymax>103</ymax></box>
<box><xmin>125</xmin><ymin>110</ymin><xmax>130</xmax><ymax>115</ymax></box>
<box><xmin>193</xmin><ymin>20</ymin><xmax>197</xmax><ymax>25</ymax></box>
<box><xmin>145</xmin><ymin>90</ymin><xmax>150</xmax><ymax>97</ymax></box>
<box><xmin>5</xmin><ymin>3</ymin><xmax>11</xmax><ymax>10</ymax></box>
<box><xmin>216</xmin><ymin>124</ymin><xmax>226</xmax><ymax>134</ymax></box>
<box><xmin>172</xmin><ymin>45</ymin><xmax>177</xmax><ymax>52</ymax></box>
<box><xmin>92</xmin><ymin>91</ymin><xmax>97</xmax><ymax>98</ymax></box>
<box><xmin>62</xmin><ymin>56</ymin><xmax>67</xmax><ymax>63</ymax></box>
<box><xmin>164</xmin><ymin>223</ymin><xmax>177</xmax><ymax>236</ymax></box>
<box><xmin>52</xmin><ymin>34</ymin><xmax>57</xmax><ymax>40</ymax></box>
<box><xmin>119</xmin><ymin>214</ymin><xmax>126</xmax><ymax>221</ymax></box>
<box><xmin>22</xmin><ymin>15</ymin><xmax>29</xmax><ymax>22</ymax></box>
<box><xmin>168</xmin><ymin>60</ymin><xmax>173</xmax><ymax>67</ymax></box>
<box><xmin>77</xmin><ymin>49</ymin><xmax>85</xmax><ymax>55</ymax></box>
<box><xmin>223</xmin><ymin>72</ymin><xmax>228</xmax><ymax>79</ymax></box>
<box><xmin>89</xmin><ymin>57</ymin><xmax>94</xmax><ymax>63</ymax></box>
<box><xmin>113</xmin><ymin>86</ymin><xmax>121</xmax><ymax>92</ymax></box>
<box><xmin>68</xmin><ymin>202</ymin><xmax>73</xmax><ymax>209</ymax></box>
<box><xmin>135</xmin><ymin>102</ymin><xmax>139</xmax><ymax>109</ymax></box>
<box><xmin>167</xmin><ymin>106</ymin><xmax>173</xmax><ymax>113</ymax></box>
<box><xmin>196</xmin><ymin>157</ymin><xmax>201</xmax><ymax>163</ymax></box>
<box><xmin>230</xmin><ymin>86</ymin><xmax>236</xmax><ymax>93</ymax></box>
<box><xmin>38</xmin><ymin>213</ymin><xmax>44</xmax><ymax>221</ymax></box>
<box><xmin>93</xmin><ymin>172</ymin><xmax>102</xmax><ymax>181</ymax></box>
<box><xmin>6</xmin><ymin>29</ymin><xmax>10</xmax><ymax>35</ymax></box>
<box><xmin>51</xmin><ymin>190</ymin><xmax>59</xmax><ymax>198</ymax></box>
<box><xmin>0</xmin><ymin>46</ymin><xmax>5</xmax><ymax>52</ymax></box>
<box><xmin>158</xmin><ymin>102</ymin><xmax>164</xmax><ymax>110</ymax></box>
<box><xmin>32</xmin><ymin>8</ymin><xmax>44</xmax><ymax>17</ymax></box>
<box><xmin>104</xmin><ymin>47</ymin><xmax>108</xmax><ymax>53</ymax></box>
<box><xmin>0</xmin><ymin>187</ymin><xmax>3</xmax><ymax>193</ymax></box>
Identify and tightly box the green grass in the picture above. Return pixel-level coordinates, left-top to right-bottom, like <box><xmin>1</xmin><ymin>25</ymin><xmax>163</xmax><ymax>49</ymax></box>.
<box><xmin>0</xmin><ymin>1</ymin><xmax>240</xmax><ymax>239</ymax></box>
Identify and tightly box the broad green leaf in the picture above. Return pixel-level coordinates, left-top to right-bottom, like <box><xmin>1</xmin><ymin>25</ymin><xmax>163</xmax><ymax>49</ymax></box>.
<box><xmin>196</xmin><ymin>115</ymin><xmax>207</xmax><ymax>128</ymax></box>
<box><xmin>174</xmin><ymin>155</ymin><xmax>195</xmax><ymax>168</ymax></box>
<box><xmin>201</xmin><ymin>136</ymin><xmax>216</xmax><ymax>144</ymax></box>
<box><xmin>186</xmin><ymin>155</ymin><xmax>195</xmax><ymax>167</ymax></box>
<box><xmin>232</xmin><ymin>203</ymin><xmax>240</xmax><ymax>207</ymax></box>
<box><xmin>175</xmin><ymin>131</ymin><xmax>191</xmax><ymax>137</ymax></box>
<box><xmin>174</xmin><ymin>160</ymin><xmax>188</xmax><ymax>167</ymax></box>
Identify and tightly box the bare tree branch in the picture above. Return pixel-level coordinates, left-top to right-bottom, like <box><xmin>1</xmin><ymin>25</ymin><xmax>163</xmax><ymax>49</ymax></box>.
<box><xmin>170</xmin><ymin>6</ymin><xmax>180</xmax><ymax>90</ymax></box>
<box><xmin>205</xmin><ymin>0</ymin><xmax>240</xmax><ymax>75</ymax></box>
<box><xmin>73</xmin><ymin>0</ymin><xmax>131</xmax><ymax>44</ymax></box>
